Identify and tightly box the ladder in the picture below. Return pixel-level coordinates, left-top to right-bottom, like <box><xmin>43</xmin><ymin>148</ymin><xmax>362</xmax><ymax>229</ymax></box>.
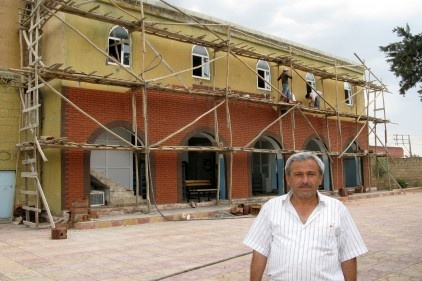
<box><xmin>18</xmin><ymin>0</ymin><xmax>55</xmax><ymax>229</ymax></box>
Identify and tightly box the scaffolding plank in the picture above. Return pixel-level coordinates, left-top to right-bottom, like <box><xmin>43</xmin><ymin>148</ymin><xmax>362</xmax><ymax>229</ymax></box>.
<box><xmin>21</xmin><ymin>172</ymin><xmax>38</xmax><ymax>178</ymax></box>
<box><xmin>22</xmin><ymin>158</ymin><xmax>36</xmax><ymax>164</ymax></box>
<box><xmin>22</xmin><ymin>206</ymin><xmax>41</xmax><ymax>212</ymax></box>
<box><xmin>22</xmin><ymin>104</ymin><xmax>41</xmax><ymax>113</ymax></box>
<box><xmin>20</xmin><ymin>190</ymin><xmax>38</xmax><ymax>196</ymax></box>
<box><xmin>22</xmin><ymin>221</ymin><xmax>38</xmax><ymax>228</ymax></box>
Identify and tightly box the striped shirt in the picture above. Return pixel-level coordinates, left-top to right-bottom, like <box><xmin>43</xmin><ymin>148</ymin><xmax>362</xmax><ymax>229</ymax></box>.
<box><xmin>243</xmin><ymin>192</ymin><xmax>368</xmax><ymax>280</ymax></box>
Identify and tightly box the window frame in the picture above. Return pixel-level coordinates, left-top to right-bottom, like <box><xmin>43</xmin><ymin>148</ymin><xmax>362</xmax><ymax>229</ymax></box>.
<box><xmin>256</xmin><ymin>60</ymin><xmax>271</xmax><ymax>91</ymax></box>
<box><xmin>192</xmin><ymin>45</ymin><xmax>210</xmax><ymax>80</ymax></box>
<box><xmin>305</xmin><ymin>72</ymin><xmax>316</xmax><ymax>95</ymax></box>
<box><xmin>107</xmin><ymin>26</ymin><xmax>130</xmax><ymax>67</ymax></box>
<box><xmin>344</xmin><ymin>82</ymin><xmax>353</xmax><ymax>106</ymax></box>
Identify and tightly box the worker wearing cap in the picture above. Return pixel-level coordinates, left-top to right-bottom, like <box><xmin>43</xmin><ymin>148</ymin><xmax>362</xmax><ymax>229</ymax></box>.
<box><xmin>277</xmin><ymin>68</ymin><xmax>292</xmax><ymax>102</ymax></box>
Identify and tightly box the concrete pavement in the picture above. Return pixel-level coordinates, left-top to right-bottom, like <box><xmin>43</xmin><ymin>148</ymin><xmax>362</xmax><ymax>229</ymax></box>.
<box><xmin>0</xmin><ymin>189</ymin><xmax>421</xmax><ymax>280</ymax></box>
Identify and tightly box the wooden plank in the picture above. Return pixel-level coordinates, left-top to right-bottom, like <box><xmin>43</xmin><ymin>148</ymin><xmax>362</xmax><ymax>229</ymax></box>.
<box><xmin>22</xmin><ymin>158</ymin><xmax>36</xmax><ymax>164</ymax></box>
<box><xmin>22</xmin><ymin>205</ymin><xmax>41</xmax><ymax>212</ymax></box>
<box><xmin>26</xmin><ymin>82</ymin><xmax>45</xmax><ymax>93</ymax></box>
<box><xmin>20</xmin><ymin>124</ymin><xmax>39</xmax><ymax>131</ymax></box>
<box><xmin>19</xmin><ymin>145</ymin><xmax>35</xmax><ymax>151</ymax></box>
<box><xmin>20</xmin><ymin>190</ymin><xmax>37</xmax><ymax>196</ymax></box>
<box><xmin>22</xmin><ymin>104</ymin><xmax>41</xmax><ymax>113</ymax></box>
<box><xmin>21</xmin><ymin>171</ymin><xmax>38</xmax><ymax>178</ymax></box>
<box><xmin>185</xmin><ymin>180</ymin><xmax>210</xmax><ymax>182</ymax></box>
<box><xmin>22</xmin><ymin>221</ymin><xmax>37</xmax><ymax>228</ymax></box>
<box><xmin>185</xmin><ymin>181</ymin><xmax>211</xmax><ymax>185</ymax></box>
<box><xmin>35</xmin><ymin>137</ymin><xmax>48</xmax><ymax>162</ymax></box>
<box><xmin>186</xmin><ymin>183</ymin><xmax>211</xmax><ymax>187</ymax></box>
<box><xmin>188</xmin><ymin>188</ymin><xmax>216</xmax><ymax>192</ymax></box>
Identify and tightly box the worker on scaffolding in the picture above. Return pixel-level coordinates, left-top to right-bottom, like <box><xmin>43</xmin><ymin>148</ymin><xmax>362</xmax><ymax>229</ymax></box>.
<box><xmin>306</xmin><ymin>89</ymin><xmax>322</xmax><ymax>108</ymax></box>
<box><xmin>277</xmin><ymin>68</ymin><xmax>292</xmax><ymax>103</ymax></box>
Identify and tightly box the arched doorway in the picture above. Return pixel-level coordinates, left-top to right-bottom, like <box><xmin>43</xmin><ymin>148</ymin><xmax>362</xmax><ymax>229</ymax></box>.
<box><xmin>304</xmin><ymin>138</ymin><xmax>331</xmax><ymax>191</ymax></box>
<box><xmin>90</xmin><ymin>127</ymin><xmax>146</xmax><ymax>205</ymax></box>
<box><xmin>251</xmin><ymin>136</ymin><xmax>283</xmax><ymax>196</ymax></box>
<box><xmin>182</xmin><ymin>133</ymin><xmax>225</xmax><ymax>201</ymax></box>
<box><xmin>344</xmin><ymin>142</ymin><xmax>363</xmax><ymax>187</ymax></box>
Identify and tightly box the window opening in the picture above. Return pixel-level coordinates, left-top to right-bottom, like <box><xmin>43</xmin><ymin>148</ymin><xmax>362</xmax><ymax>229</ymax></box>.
<box><xmin>108</xmin><ymin>26</ymin><xmax>130</xmax><ymax>66</ymax></box>
<box><xmin>192</xmin><ymin>45</ymin><xmax>210</xmax><ymax>79</ymax></box>
<box><xmin>257</xmin><ymin>60</ymin><xmax>271</xmax><ymax>90</ymax></box>
<box><xmin>305</xmin><ymin>72</ymin><xmax>316</xmax><ymax>95</ymax></box>
<box><xmin>344</xmin><ymin>82</ymin><xmax>353</xmax><ymax>105</ymax></box>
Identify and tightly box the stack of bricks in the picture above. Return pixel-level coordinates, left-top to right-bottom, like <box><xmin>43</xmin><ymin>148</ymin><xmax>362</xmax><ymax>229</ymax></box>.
<box><xmin>230</xmin><ymin>204</ymin><xmax>252</xmax><ymax>216</ymax></box>
<box><xmin>250</xmin><ymin>204</ymin><xmax>261</xmax><ymax>216</ymax></box>
<box><xmin>51</xmin><ymin>225</ymin><xmax>67</xmax><ymax>240</ymax></box>
<box><xmin>69</xmin><ymin>197</ymin><xmax>90</xmax><ymax>228</ymax></box>
<box><xmin>51</xmin><ymin>197</ymin><xmax>99</xmax><ymax>239</ymax></box>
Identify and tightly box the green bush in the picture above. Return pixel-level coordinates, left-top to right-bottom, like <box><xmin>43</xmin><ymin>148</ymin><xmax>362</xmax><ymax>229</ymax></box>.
<box><xmin>396</xmin><ymin>178</ymin><xmax>409</xmax><ymax>188</ymax></box>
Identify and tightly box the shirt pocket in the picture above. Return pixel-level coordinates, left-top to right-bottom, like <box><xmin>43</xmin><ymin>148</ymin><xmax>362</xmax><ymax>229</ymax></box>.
<box><xmin>311</xmin><ymin>222</ymin><xmax>340</xmax><ymax>256</ymax></box>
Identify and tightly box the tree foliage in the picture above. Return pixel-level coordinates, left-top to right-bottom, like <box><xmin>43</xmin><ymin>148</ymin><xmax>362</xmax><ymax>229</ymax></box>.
<box><xmin>379</xmin><ymin>24</ymin><xmax>422</xmax><ymax>101</ymax></box>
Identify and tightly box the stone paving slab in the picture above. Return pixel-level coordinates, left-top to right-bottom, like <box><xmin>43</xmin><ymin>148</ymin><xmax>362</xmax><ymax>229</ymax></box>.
<box><xmin>0</xmin><ymin>188</ymin><xmax>421</xmax><ymax>280</ymax></box>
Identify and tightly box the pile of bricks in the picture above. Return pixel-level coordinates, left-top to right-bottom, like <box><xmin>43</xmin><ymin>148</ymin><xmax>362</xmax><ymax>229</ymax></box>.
<box><xmin>230</xmin><ymin>203</ymin><xmax>261</xmax><ymax>216</ymax></box>
<box><xmin>51</xmin><ymin>197</ymin><xmax>99</xmax><ymax>239</ymax></box>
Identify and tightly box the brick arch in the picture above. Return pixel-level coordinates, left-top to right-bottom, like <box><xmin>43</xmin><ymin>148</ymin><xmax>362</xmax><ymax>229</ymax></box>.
<box><xmin>80</xmin><ymin>121</ymin><xmax>153</xmax><ymax>206</ymax></box>
<box><xmin>176</xmin><ymin>126</ymin><xmax>229</xmax><ymax>202</ymax></box>
<box><xmin>179</xmin><ymin>126</ymin><xmax>227</xmax><ymax>146</ymax></box>
<box><xmin>302</xmin><ymin>134</ymin><xmax>330</xmax><ymax>151</ymax></box>
<box><xmin>248</xmin><ymin>133</ymin><xmax>284</xmax><ymax>196</ymax></box>
<box><xmin>86</xmin><ymin>120</ymin><xmax>146</xmax><ymax>145</ymax></box>
<box><xmin>249</xmin><ymin>132</ymin><xmax>283</xmax><ymax>149</ymax></box>
<box><xmin>343</xmin><ymin>138</ymin><xmax>361</xmax><ymax>152</ymax></box>
<box><xmin>302</xmin><ymin>134</ymin><xmax>332</xmax><ymax>191</ymax></box>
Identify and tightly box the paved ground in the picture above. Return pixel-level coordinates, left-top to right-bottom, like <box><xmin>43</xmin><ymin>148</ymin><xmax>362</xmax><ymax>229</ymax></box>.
<box><xmin>0</xmin><ymin>189</ymin><xmax>421</xmax><ymax>281</ymax></box>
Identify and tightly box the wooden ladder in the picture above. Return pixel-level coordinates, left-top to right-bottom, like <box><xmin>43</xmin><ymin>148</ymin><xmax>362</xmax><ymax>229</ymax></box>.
<box><xmin>18</xmin><ymin>0</ymin><xmax>55</xmax><ymax>229</ymax></box>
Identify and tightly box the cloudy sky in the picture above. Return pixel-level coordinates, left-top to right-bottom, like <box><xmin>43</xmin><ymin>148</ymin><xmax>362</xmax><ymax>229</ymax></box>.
<box><xmin>165</xmin><ymin>0</ymin><xmax>422</xmax><ymax>156</ymax></box>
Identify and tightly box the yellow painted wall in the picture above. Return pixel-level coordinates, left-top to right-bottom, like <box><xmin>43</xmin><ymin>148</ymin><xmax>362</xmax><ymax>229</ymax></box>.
<box><xmin>0</xmin><ymin>0</ymin><xmax>21</xmax><ymax>69</ymax></box>
<box><xmin>41</xmin><ymin>81</ymin><xmax>64</xmax><ymax>215</ymax></box>
<box><xmin>39</xmin><ymin>16</ymin><xmax>67</xmax><ymax>214</ymax></box>
<box><xmin>0</xmin><ymin>0</ymin><xmax>21</xmax><ymax>169</ymax></box>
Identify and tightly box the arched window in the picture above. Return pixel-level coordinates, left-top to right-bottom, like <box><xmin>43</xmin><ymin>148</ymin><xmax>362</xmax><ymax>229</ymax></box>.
<box><xmin>192</xmin><ymin>45</ymin><xmax>210</xmax><ymax>79</ymax></box>
<box><xmin>107</xmin><ymin>26</ymin><xmax>130</xmax><ymax>66</ymax></box>
<box><xmin>257</xmin><ymin>60</ymin><xmax>271</xmax><ymax>91</ymax></box>
<box><xmin>344</xmin><ymin>82</ymin><xmax>353</xmax><ymax>105</ymax></box>
<box><xmin>305</xmin><ymin>72</ymin><xmax>316</xmax><ymax>95</ymax></box>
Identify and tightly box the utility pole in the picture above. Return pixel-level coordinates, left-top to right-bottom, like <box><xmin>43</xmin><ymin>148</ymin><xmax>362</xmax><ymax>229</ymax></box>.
<box><xmin>393</xmin><ymin>134</ymin><xmax>413</xmax><ymax>157</ymax></box>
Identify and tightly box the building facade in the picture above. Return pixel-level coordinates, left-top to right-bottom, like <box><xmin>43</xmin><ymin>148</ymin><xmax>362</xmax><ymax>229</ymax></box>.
<box><xmin>1</xmin><ymin>0</ymin><xmax>388</xmax><ymax>218</ymax></box>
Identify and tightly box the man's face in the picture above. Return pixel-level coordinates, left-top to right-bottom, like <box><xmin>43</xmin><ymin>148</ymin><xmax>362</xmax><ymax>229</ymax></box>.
<box><xmin>286</xmin><ymin>159</ymin><xmax>323</xmax><ymax>200</ymax></box>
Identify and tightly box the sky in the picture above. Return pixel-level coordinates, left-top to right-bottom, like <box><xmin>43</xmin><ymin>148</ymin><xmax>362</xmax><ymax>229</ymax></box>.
<box><xmin>165</xmin><ymin>0</ymin><xmax>422</xmax><ymax>156</ymax></box>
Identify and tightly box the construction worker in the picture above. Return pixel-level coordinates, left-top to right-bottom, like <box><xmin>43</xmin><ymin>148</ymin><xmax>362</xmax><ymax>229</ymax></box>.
<box><xmin>277</xmin><ymin>68</ymin><xmax>292</xmax><ymax>102</ymax></box>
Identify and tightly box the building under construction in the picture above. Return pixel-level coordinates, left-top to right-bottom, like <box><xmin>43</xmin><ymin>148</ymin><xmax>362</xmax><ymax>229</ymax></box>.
<box><xmin>0</xmin><ymin>0</ymin><xmax>390</xmax><ymax>227</ymax></box>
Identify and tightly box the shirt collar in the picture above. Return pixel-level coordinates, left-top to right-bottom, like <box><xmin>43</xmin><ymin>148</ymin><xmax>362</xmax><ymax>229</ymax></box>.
<box><xmin>282</xmin><ymin>190</ymin><xmax>326</xmax><ymax>206</ymax></box>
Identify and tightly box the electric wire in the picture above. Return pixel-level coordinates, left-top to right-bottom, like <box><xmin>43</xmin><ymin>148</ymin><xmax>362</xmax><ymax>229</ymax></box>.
<box><xmin>150</xmin><ymin>251</ymin><xmax>253</xmax><ymax>281</ymax></box>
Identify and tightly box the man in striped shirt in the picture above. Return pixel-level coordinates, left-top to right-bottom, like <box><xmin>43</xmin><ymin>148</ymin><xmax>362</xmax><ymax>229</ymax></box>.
<box><xmin>243</xmin><ymin>152</ymin><xmax>367</xmax><ymax>281</ymax></box>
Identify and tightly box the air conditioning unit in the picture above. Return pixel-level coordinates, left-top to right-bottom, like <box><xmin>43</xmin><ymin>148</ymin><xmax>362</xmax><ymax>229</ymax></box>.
<box><xmin>90</xmin><ymin>190</ymin><xmax>105</xmax><ymax>206</ymax></box>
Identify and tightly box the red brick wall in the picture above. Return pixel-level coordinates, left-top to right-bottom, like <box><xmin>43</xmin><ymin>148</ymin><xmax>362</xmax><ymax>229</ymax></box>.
<box><xmin>369</xmin><ymin>146</ymin><xmax>404</xmax><ymax>158</ymax></box>
<box><xmin>154</xmin><ymin>152</ymin><xmax>178</xmax><ymax>203</ymax></box>
<box><xmin>60</xmin><ymin>86</ymin><xmax>369</xmax><ymax>207</ymax></box>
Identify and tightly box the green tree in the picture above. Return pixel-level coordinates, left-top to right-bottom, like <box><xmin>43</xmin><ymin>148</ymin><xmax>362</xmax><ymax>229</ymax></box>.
<box><xmin>379</xmin><ymin>24</ymin><xmax>422</xmax><ymax>101</ymax></box>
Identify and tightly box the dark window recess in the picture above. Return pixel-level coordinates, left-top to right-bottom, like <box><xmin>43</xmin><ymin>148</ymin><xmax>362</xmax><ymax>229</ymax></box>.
<box><xmin>192</xmin><ymin>55</ymin><xmax>202</xmax><ymax>76</ymax></box>
<box><xmin>257</xmin><ymin>69</ymin><xmax>265</xmax><ymax>88</ymax></box>
<box><xmin>306</xmin><ymin>82</ymin><xmax>312</xmax><ymax>95</ymax></box>
<box><xmin>108</xmin><ymin>39</ymin><xmax>121</xmax><ymax>62</ymax></box>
